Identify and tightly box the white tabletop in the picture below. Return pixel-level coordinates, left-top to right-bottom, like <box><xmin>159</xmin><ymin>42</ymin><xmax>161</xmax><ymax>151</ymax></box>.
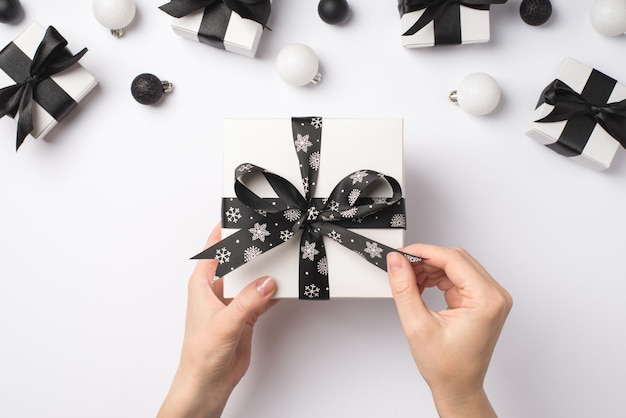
<box><xmin>1</xmin><ymin>1</ymin><xmax>625</xmax><ymax>417</ymax></box>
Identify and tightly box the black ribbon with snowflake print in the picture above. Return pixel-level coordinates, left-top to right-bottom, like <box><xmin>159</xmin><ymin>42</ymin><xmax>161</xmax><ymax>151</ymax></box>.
<box><xmin>398</xmin><ymin>0</ymin><xmax>507</xmax><ymax>43</ymax></box>
<box><xmin>193</xmin><ymin>117</ymin><xmax>422</xmax><ymax>300</ymax></box>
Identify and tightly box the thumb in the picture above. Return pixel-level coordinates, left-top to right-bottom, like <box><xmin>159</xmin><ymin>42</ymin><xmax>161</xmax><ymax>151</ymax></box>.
<box><xmin>222</xmin><ymin>276</ymin><xmax>277</xmax><ymax>331</ymax></box>
<box><xmin>387</xmin><ymin>252</ymin><xmax>432</xmax><ymax>331</ymax></box>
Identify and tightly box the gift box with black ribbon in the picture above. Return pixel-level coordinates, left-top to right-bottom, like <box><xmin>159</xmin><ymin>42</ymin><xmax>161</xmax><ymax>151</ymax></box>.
<box><xmin>526</xmin><ymin>57</ymin><xmax>626</xmax><ymax>171</ymax></box>
<box><xmin>0</xmin><ymin>22</ymin><xmax>97</xmax><ymax>150</ymax></box>
<box><xmin>159</xmin><ymin>0</ymin><xmax>271</xmax><ymax>58</ymax></box>
<box><xmin>193</xmin><ymin>117</ymin><xmax>421</xmax><ymax>299</ymax></box>
<box><xmin>398</xmin><ymin>0</ymin><xmax>507</xmax><ymax>48</ymax></box>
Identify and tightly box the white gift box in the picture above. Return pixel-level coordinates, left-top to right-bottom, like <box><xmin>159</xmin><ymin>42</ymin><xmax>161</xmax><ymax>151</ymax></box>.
<box><xmin>401</xmin><ymin>5</ymin><xmax>490</xmax><ymax>48</ymax></box>
<box><xmin>170</xmin><ymin>5</ymin><xmax>266</xmax><ymax>57</ymax></box>
<box><xmin>220</xmin><ymin>118</ymin><xmax>405</xmax><ymax>298</ymax></box>
<box><xmin>0</xmin><ymin>22</ymin><xmax>97</xmax><ymax>142</ymax></box>
<box><xmin>526</xmin><ymin>57</ymin><xmax>626</xmax><ymax>171</ymax></box>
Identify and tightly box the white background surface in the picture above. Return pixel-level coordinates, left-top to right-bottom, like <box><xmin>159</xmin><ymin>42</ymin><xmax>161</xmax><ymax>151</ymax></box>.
<box><xmin>1</xmin><ymin>1</ymin><xmax>625</xmax><ymax>417</ymax></box>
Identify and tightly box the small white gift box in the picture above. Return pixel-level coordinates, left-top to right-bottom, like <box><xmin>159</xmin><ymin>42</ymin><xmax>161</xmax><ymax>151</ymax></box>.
<box><xmin>526</xmin><ymin>57</ymin><xmax>626</xmax><ymax>171</ymax></box>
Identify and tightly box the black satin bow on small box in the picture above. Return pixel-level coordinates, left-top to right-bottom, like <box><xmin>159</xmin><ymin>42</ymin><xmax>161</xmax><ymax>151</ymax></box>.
<box><xmin>536</xmin><ymin>79</ymin><xmax>626</xmax><ymax>152</ymax></box>
<box><xmin>159</xmin><ymin>0</ymin><xmax>271</xmax><ymax>27</ymax></box>
<box><xmin>193</xmin><ymin>117</ymin><xmax>422</xmax><ymax>300</ymax></box>
<box><xmin>533</xmin><ymin>64</ymin><xmax>626</xmax><ymax>159</ymax></box>
<box><xmin>0</xmin><ymin>26</ymin><xmax>87</xmax><ymax>150</ymax></box>
<box><xmin>398</xmin><ymin>0</ymin><xmax>506</xmax><ymax>41</ymax></box>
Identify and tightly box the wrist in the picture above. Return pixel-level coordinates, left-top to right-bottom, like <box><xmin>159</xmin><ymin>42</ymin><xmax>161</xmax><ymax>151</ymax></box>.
<box><xmin>158</xmin><ymin>367</ymin><xmax>234</xmax><ymax>418</ymax></box>
<box><xmin>431</xmin><ymin>387</ymin><xmax>496</xmax><ymax>418</ymax></box>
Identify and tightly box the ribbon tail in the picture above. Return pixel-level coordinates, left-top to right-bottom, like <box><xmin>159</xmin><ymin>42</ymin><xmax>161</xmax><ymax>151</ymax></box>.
<box><xmin>298</xmin><ymin>227</ymin><xmax>329</xmax><ymax>300</ymax></box>
<box><xmin>43</xmin><ymin>48</ymin><xmax>88</xmax><ymax>76</ymax></box>
<box><xmin>536</xmin><ymin>102</ymin><xmax>592</xmax><ymax>123</ymax></box>
<box><xmin>15</xmin><ymin>83</ymin><xmax>34</xmax><ymax>150</ymax></box>
<box><xmin>315</xmin><ymin>223</ymin><xmax>423</xmax><ymax>272</ymax></box>
<box><xmin>159</xmin><ymin>0</ymin><xmax>213</xmax><ymax>18</ymax></box>
<box><xmin>0</xmin><ymin>84</ymin><xmax>24</xmax><ymax>119</ymax></box>
<box><xmin>402</xmin><ymin>3</ymin><xmax>446</xmax><ymax>36</ymax></box>
<box><xmin>224</xmin><ymin>0</ymin><xmax>271</xmax><ymax>26</ymax></box>
<box><xmin>191</xmin><ymin>211</ymin><xmax>296</xmax><ymax>278</ymax></box>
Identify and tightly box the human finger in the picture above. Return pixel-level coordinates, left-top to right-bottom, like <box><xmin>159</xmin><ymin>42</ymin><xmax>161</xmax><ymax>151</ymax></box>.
<box><xmin>220</xmin><ymin>276</ymin><xmax>277</xmax><ymax>336</ymax></box>
<box><xmin>402</xmin><ymin>244</ymin><xmax>496</xmax><ymax>290</ymax></box>
<box><xmin>387</xmin><ymin>252</ymin><xmax>434</xmax><ymax>334</ymax></box>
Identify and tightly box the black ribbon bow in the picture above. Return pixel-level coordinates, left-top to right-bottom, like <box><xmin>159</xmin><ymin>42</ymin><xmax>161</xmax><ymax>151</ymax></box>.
<box><xmin>536</xmin><ymin>79</ymin><xmax>626</xmax><ymax>148</ymax></box>
<box><xmin>398</xmin><ymin>0</ymin><xmax>507</xmax><ymax>37</ymax></box>
<box><xmin>0</xmin><ymin>26</ymin><xmax>87</xmax><ymax>151</ymax></box>
<box><xmin>159</xmin><ymin>0</ymin><xmax>271</xmax><ymax>26</ymax></box>
<box><xmin>193</xmin><ymin>117</ymin><xmax>422</xmax><ymax>300</ymax></box>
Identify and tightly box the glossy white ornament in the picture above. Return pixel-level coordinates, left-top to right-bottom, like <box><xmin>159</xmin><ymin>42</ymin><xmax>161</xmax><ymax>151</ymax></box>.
<box><xmin>590</xmin><ymin>0</ymin><xmax>626</xmax><ymax>37</ymax></box>
<box><xmin>449</xmin><ymin>73</ymin><xmax>501</xmax><ymax>116</ymax></box>
<box><xmin>92</xmin><ymin>0</ymin><xmax>136</xmax><ymax>37</ymax></box>
<box><xmin>276</xmin><ymin>43</ymin><xmax>322</xmax><ymax>87</ymax></box>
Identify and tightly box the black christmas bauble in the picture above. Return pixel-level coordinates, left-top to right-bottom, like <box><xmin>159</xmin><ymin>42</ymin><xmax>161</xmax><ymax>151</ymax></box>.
<box><xmin>520</xmin><ymin>0</ymin><xmax>552</xmax><ymax>26</ymax></box>
<box><xmin>318</xmin><ymin>0</ymin><xmax>349</xmax><ymax>25</ymax></box>
<box><xmin>131</xmin><ymin>73</ymin><xmax>171</xmax><ymax>105</ymax></box>
<box><xmin>0</xmin><ymin>0</ymin><xmax>22</xmax><ymax>23</ymax></box>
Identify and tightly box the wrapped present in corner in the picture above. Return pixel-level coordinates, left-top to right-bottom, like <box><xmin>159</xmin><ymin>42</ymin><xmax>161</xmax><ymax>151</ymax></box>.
<box><xmin>526</xmin><ymin>57</ymin><xmax>626</xmax><ymax>170</ymax></box>
<box><xmin>192</xmin><ymin>117</ymin><xmax>423</xmax><ymax>300</ymax></box>
<box><xmin>398</xmin><ymin>0</ymin><xmax>507</xmax><ymax>48</ymax></box>
<box><xmin>0</xmin><ymin>22</ymin><xmax>97</xmax><ymax>150</ymax></box>
<box><xmin>159</xmin><ymin>0</ymin><xmax>271</xmax><ymax>58</ymax></box>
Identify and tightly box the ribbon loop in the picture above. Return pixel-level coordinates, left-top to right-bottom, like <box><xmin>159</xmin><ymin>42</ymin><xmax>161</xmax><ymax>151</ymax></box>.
<box><xmin>193</xmin><ymin>117</ymin><xmax>421</xmax><ymax>300</ymax></box>
<box><xmin>398</xmin><ymin>0</ymin><xmax>507</xmax><ymax>37</ymax></box>
<box><xmin>536</xmin><ymin>79</ymin><xmax>626</xmax><ymax>148</ymax></box>
<box><xmin>159</xmin><ymin>0</ymin><xmax>271</xmax><ymax>26</ymax></box>
<box><xmin>0</xmin><ymin>26</ymin><xmax>88</xmax><ymax>150</ymax></box>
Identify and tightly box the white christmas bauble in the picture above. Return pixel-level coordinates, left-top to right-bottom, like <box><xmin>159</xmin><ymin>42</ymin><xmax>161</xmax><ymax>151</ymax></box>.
<box><xmin>276</xmin><ymin>44</ymin><xmax>321</xmax><ymax>87</ymax></box>
<box><xmin>590</xmin><ymin>0</ymin><xmax>626</xmax><ymax>37</ymax></box>
<box><xmin>452</xmin><ymin>73</ymin><xmax>501</xmax><ymax>116</ymax></box>
<box><xmin>93</xmin><ymin>0</ymin><xmax>136</xmax><ymax>36</ymax></box>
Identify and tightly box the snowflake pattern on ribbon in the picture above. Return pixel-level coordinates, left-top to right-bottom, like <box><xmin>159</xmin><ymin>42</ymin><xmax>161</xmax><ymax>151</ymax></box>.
<box><xmin>348</xmin><ymin>189</ymin><xmax>361</xmax><ymax>206</ymax></box>
<box><xmin>294</xmin><ymin>133</ymin><xmax>313</xmax><ymax>153</ymax></box>
<box><xmin>307</xmin><ymin>206</ymin><xmax>320</xmax><ymax>221</ymax></box>
<box><xmin>364</xmin><ymin>241</ymin><xmax>383</xmax><ymax>259</ymax></box>
<box><xmin>238</xmin><ymin>163</ymin><xmax>253</xmax><ymax>172</ymax></box>
<box><xmin>301</xmin><ymin>240</ymin><xmax>319</xmax><ymax>261</ymax></box>
<box><xmin>390</xmin><ymin>213</ymin><xmax>406</xmax><ymax>228</ymax></box>
<box><xmin>304</xmin><ymin>284</ymin><xmax>320</xmax><ymax>298</ymax></box>
<box><xmin>226</xmin><ymin>207</ymin><xmax>242</xmax><ymax>223</ymax></box>
<box><xmin>328</xmin><ymin>230</ymin><xmax>342</xmax><ymax>243</ymax></box>
<box><xmin>243</xmin><ymin>246</ymin><xmax>262</xmax><ymax>262</ymax></box>
<box><xmin>216</xmin><ymin>247</ymin><xmax>231</xmax><ymax>264</ymax></box>
<box><xmin>284</xmin><ymin>209</ymin><xmax>301</xmax><ymax>222</ymax></box>
<box><xmin>309</xmin><ymin>151</ymin><xmax>321</xmax><ymax>171</ymax></box>
<box><xmin>350</xmin><ymin>170</ymin><xmax>369</xmax><ymax>184</ymax></box>
<box><xmin>248</xmin><ymin>222</ymin><xmax>271</xmax><ymax>242</ymax></box>
<box><xmin>311</xmin><ymin>117</ymin><xmax>322</xmax><ymax>129</ymax></box>
<box><xmin>340</xmin><ymin>207</ymin><xmax>358</xmax><ymax>218</ymax></box>
<box><xmin>317</xmin><ymin>257</ymin><xmax>328</xmax><ymax>275</ymax></box>
<box><xmin>280</xmin><ymin>230</ymin><xmax>294</xmax><ymax>242</ymax></box>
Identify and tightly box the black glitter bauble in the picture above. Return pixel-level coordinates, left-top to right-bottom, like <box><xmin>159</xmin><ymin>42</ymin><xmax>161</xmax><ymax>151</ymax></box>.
<box><xmin>131</xmin><ymin>73</ymin><xmax>168</xmax><ymax>105</ymax></box>
<box><xmin>318</xmin><ymin>0</ymin><xmax>349</xmax><ymax>25</ymax></box>
<box><xmin>520</xmin><ymin>0</ymin><xmax>552</xmax><ymax>26</ymax></box>
<box><xmin>0</xmin><ymin>0</ymin><xmax>22</xmax><ymax>23</ymax></box>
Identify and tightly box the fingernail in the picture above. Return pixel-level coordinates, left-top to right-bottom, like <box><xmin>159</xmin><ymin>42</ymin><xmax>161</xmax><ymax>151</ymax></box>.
<box><xmin>387</xmin><ymin>252</ymin><xmax>404</xmax><ymax>273</ymax></box>
<box><xmin>256</xmin><ymin>276</ymin><xmax>275</xmax><ymax>296</ymax></box>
